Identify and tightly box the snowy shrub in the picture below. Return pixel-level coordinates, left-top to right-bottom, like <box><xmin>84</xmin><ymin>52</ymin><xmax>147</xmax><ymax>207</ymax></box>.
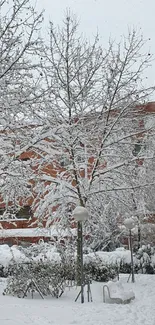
<box><xmin>55</xmin><ymin>240</ymin><xmax>76</xmax><ymax>280</ymax></box>
<box><xmin>3</xmin><ymin>260</ymin><xmax>67</xmax><ymax>298</ymax></box>
<box><xmin>119</xmin><ymin>261</ymin><xmax>132</xmax><ymax>274</ymax></box>
<box><xmin>54</xmin><ymin>241</ymin><xmax>117</xmax><ymax>282</ymax></box>
<box><xmin>0</xmin><ymin>244</ymin><xmax>29</xmax><ymax>277</ymax></box>
<box><xmin>84</xmin><ymin>257</ymin><xmax>117</xmax><ymax>282</ymax></box>
<box><xmin>19</xmin><ymin>242</ymin><xmax>61</xmax><ymax>263</ymax></box>
<box><xmin>136</xmin><ymin>245</ymin><xmax>155</xmax><ymax>274</ymax></box>
<box><xmin>119</xmin><ymin>261</ymin><xmax>140</xmax><ymax>274</ymax></box>
<box><xmin>2</xmin><ymin>243</ymin><xmax>155</xmax><ymax>290</ymax></box>
<box><xmin>0</xmin><ymin>265</ymin><xmax>5</xmax><ymax>277</ymax></box>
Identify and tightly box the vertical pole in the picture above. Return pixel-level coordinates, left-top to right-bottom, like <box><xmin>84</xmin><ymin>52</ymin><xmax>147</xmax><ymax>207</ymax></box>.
<box><xmin>77</xmin><ymin>221</ymin><xmax>81</xmax><ymax>286</ymax></box>
<box><xmin>87</xmin><ymin>281</ymin><xmax>90</xmax><ymax>302</ymax></box>
<box><xmin>129</xmin><ymin>230</ymin><xmax>135</xmax><ymax>283</ymax></box>
<box><xmin>137</xmin><ymin>216</ymin><xmax>141</xmax><ymax>249</ymax></box>
<box><xmin>80</xmin><ymin>221</ymin><xmax>84</xmax><ymax>303</ymax></box>
<box><xmin>138</xmin><ymin>225</ymin><xmax>141</xmax><ymax>249</ymax></box>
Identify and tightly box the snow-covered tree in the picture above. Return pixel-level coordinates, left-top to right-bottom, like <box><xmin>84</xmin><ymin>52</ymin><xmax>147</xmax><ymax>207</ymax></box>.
<box><xmin>31</xmin><ymin>14</ymin><xmax>154</xmax><ymax>230</ymax></box>
<box><xmin>0</xmin><ymin>0</ymin><xmax>44</xmax><ymax>213</ymax></box>
<box><xmin>0</xmin><ymin>7</ymin><xmax>155</xmax><ymax>257</ymax></box>
<box><xmin>114</xmin><ymin>124</ymin><xmax>155</xmax><ymax>248</ymax></box>
<box><xmin>23</xmin><ymin>12</ymin><xmax>155</xmax><ymax>282</ymax></box>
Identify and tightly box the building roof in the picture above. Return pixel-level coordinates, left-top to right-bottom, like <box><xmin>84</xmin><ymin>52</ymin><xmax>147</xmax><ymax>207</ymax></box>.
<box><xmin>0</xmin><ymin>226</ymin><xmax>77</xmax><ymax>238</ymax></box>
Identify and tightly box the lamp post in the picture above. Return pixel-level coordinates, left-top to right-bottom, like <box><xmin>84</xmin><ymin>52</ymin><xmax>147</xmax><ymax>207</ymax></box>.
<box><xmin>124</xmin><ymin>218</ymin><xmax>135</xmax><ymax>283</ymax></box>
<box><xmin>73</xmin><ymin>206</ymin><xmax>89</xmax><ymax>304</ymax></box>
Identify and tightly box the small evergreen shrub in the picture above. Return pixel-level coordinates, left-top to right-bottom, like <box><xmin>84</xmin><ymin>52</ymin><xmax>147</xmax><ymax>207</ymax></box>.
<box><xmin>3</xmin><ymin>260</ymin><xmax>66</xmax><ymax>298</ymax></box>
<box><xmin>84</xmin><ymin>258</ymin><xmax>117</xmax><ymax>282</ymax></box>
<box><xmin>2</xmin><ymin>242</ymin><xmax>155</xmax><ymax>299</ymax></box>
<box><xmin>119</xmin><ymin>261</ymin><xmax>132</xmax><ymax>274</ymax></box>
<box><xmin>0</xmin><ymin>264</ymin><xmax>5</xmax><ymax>277</ymax></box>
<box><xmin>136</xmin><ymin>245</ymin><xmax>155</xmax><ymax>274</ymax></box>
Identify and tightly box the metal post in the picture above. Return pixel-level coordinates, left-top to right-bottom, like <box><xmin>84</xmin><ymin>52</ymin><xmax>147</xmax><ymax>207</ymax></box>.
<box><xmin>80</xmin><ymin>221</ymin><xmax>84</xmax><ymax>303</ymax></box>
<box><xmin>137</xmin><ymin>216</ymin><xmax>141</xmax><ymax>249</ymax></box>
<box><xmin>77</xmin><ymin>221</ymin><xmax>81</xmax><ymax>286</ymax></box>
<box><xmin>73</xmin><ymin>206</ymin><xmax>89</xmax><ymax>303</ymax></box>
<box><xmin>129</xmin><ymin>229</ymin><xmax>135</xmax><ymax>283</ymax></box>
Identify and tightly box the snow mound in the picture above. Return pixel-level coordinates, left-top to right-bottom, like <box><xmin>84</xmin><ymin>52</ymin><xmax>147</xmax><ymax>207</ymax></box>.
<box><xmin>0</xmin><ymin>245</ymin><xmax>27</xmax><ymax>267</ymax></box>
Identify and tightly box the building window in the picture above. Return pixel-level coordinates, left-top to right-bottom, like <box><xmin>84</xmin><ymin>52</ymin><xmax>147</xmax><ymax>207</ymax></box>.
<box><xmin>16</xmin><ymin>206</ymin><xmax>32</xmax><ymax>219</ymax></box>
<box><xmin>21</xmin><ymin>157</ymin><xmax>30</xmax><ymax>162</ymax></box>
<box><xmin>132</xmin><ymin>140</ymin><xmax>142</xmax><ymax>156</ymax></box>
<box><xmin>0</xmin><ymin>208</ymin><xmax>5</xmax><ymax>217</ymax></box>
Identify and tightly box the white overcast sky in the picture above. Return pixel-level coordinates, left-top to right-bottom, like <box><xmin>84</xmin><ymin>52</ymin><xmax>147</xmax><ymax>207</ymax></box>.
<box><xmin>36</xmin><ymin>0</ymin><xmax>155</xmax><ymax>89</ymax></box>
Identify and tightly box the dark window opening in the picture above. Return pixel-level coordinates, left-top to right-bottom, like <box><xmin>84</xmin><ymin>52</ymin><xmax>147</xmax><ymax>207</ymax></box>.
<box><xmin>0</xmin><ymin>206</ymin><xmax>32</xmax><ymax>219</ymax></box>
<box><xmin>132</xmin><ymin>140</ymin><xmax>142</xmax><ymax>156</ymax></box>
<box><xmin>21</xmin><ymin>157</ymin><xmax>30</xmax><ymax>161</ymax></box>
<box><xmin>16</xmin><ymin>206</ymin><xmax>32</xmax><ymax>219</ymax></box>
<box><xmin>0</xmin><ymin>208</ymin><xmax>5</xmax><ymax>216</ymax></box>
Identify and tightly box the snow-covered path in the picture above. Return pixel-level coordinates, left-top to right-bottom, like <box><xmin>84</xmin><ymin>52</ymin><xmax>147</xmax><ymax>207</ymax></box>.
<box><xmin>0</xmin><ymin>275</ymin><xmax>155</xmax><ymax>325</ymax></box>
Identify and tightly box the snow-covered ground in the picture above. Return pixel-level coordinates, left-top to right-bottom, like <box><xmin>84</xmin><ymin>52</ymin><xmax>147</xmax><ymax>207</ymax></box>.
<box><xmin>0</xmin><ymin>274</ymin><xmax>155</xmax><ymax>325</ymax></box>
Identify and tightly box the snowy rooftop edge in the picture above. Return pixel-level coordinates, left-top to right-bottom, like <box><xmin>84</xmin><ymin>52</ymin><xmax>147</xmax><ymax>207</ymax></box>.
<box><xmin>0</xmin><ymin>227</ymin><xmax>77</xmax><ymax>238</ymax></box>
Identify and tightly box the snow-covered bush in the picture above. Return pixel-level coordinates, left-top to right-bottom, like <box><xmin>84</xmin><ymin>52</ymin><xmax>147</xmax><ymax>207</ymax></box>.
<box><xmin>54</xmin><ymin>239</ymin><xmax>76</xmax><ymax>280</ymax></box>
<box><xmin>19</xmin><ymin>242</ymin><xmax>61</xmax><ymax>264</ymax></box>
<box><xmin>84</xmin><ymin>255</ymin><xmax>118</xmax><ymax>282</ymax></box>
<box><xmin>84</xmin><ymin>247</ymin><xmax>155</xmax><ymax>276</ymax></box>
<box><xmin>0</xmin><ymin>244</ymin><xmax>29</xmax><ymax>277</ymax></box>
<box><xmin>1</xmin><ymin>243</ymin><xmax>155</xmax><ymax>292</ymax></box>
<box><xmin>4</xmin><ymin>260</ymin><xmax>66</xmax><ymax>298</ymax></box>
<box><xmin>0</xmin><ymin>265</ymin><xmax>5</xmax><ymax>277</ymax></box>
<box><xmin>119</xmin><ymin>261</ymin><xmax>132</xmax><ymax>274</ymax></box>
<box><xmin>136</xmin><ymin>245</ymin><xmax>155</xmax><ymax>274</ymax></box>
